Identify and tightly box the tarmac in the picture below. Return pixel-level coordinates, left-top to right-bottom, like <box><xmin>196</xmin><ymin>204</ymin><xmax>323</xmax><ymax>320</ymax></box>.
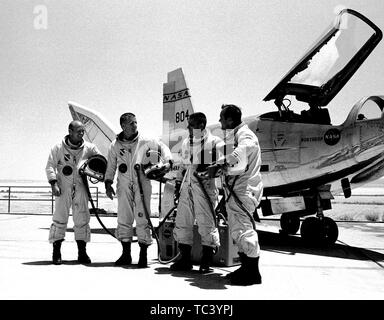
<box><xmin>0</xmin><ymin>213</ymin><xmax>383</xmax><ymax>300</ymax></box>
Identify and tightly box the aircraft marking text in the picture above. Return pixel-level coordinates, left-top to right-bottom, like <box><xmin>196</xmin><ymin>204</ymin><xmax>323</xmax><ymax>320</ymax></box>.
<box><xmin>163</xmin><ymin>89</ymin><xmax>191</xmax><ymax>103</ymax></box>
<box><xmin>324</xmin><ymin>129</ymin><xmax>341</xmax><ymax>146</ymax></box>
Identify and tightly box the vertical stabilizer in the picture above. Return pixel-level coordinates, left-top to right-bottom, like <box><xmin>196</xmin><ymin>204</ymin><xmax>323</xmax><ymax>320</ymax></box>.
<box><xmin>162</xmin><ymin>68</ymin><xmax>194</xmax><ymax>154</ymax></box>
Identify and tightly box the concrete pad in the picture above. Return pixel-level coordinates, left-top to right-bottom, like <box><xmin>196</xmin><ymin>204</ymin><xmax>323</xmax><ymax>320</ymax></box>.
<box><xmin>0</xmin><ymin>214</ymin><xmax>383</xmax><ymax>300</ymax></box>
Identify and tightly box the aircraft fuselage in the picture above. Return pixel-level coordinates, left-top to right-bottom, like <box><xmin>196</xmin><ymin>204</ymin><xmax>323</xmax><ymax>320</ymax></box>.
<box><xmin>193</xmin><ymin>96</ymin><xmax>384</xmax><ymax>198</ymax></box>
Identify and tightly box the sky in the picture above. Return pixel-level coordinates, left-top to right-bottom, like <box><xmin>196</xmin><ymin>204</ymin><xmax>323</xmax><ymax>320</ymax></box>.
<box><xmin>1</xmin><ymin>0</ymin><xmax>384</xmax><ymax>181</ymax></box>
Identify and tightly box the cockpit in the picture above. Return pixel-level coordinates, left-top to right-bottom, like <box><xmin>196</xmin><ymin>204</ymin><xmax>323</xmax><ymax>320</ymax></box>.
<box><xmin>260</xmin><ymin>99</ymin><xmax>331</xmax><ymax>124</ymax></box>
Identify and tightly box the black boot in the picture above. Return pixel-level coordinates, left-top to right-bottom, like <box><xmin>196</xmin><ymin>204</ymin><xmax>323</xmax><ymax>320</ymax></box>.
<box><xmin>52</xmin><ymin>239</ymin><xmax>63</xmax><ymax>265</ymax></box>
<box><xmin>225</xmin><ymin>252</ymin><xmax>246</xmax><ymax>279</ymax></box>
<box><xmin>138</xmin><ymin>243</ymin><xmax>148</xmax><ymax>268</ymax></box>
<box><xmin>115</xmin><ymin>241</ymin><xmax>132</xmax><ymax>266</ymax></box>
<box><xmin>170</xmin><ymin>243</ymin><xmax>193</xmax><ymax>271</ymax></box>
<box><xmin>199</xmin><ymin>246</ymin><xmax>215</xmax><ymax>274</ymax></box>
<box><xmin>230</xmin><ymin>255</ymin><xmax>262</xmax><ymax>286</ymax></box>
<box><xmin>76</xmin><ymin>240</ymin><xmax>91</xmax><ymax>264</ymax></box>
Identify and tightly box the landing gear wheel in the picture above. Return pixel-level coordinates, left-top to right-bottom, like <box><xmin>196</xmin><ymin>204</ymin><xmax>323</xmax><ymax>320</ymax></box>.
<box><xmin>300</xmin><ymin>217</ymin><xmax>322</xmax><ymax>244</ymax></box>
<box><xmin>280</xmin><ymin>213</ymin><xmax>300</xmax><ymax>235</ymax></box>
<box><xmin>320</xmin><ymin>217</ymin><xmax>338</xmax><ymax>246</ymax></box>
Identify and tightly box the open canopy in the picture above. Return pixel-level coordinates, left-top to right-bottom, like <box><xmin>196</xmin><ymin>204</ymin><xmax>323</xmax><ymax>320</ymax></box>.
<box><xmin>264</xmin><ymin>9</ymin><xmax>382</xmax><ymax>108</ymax></box>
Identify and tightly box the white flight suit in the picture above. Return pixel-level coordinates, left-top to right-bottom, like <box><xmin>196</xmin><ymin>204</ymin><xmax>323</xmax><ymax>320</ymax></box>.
<box><xmin>222</xmin><ymin>122</ymin><xmax>263</xmax><ymax>258</ymax></box>
<box><xmin>46</xmin><ymin>136</ymin><xmax>101</xmax><ymax>243</ymax></box>
<box><xmin>173</xmin><ymin>130</ymin><xmax>222</xmax><ymax>248</ymax></box>
<box><xmin>105</xmin><ymin>132</ymin><xmax>172</xmax><ymax>245</ymax></box>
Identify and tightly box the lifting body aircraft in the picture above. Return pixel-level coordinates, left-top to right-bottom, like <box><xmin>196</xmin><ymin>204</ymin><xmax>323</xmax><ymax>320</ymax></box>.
<box><xmin>69</xmin><ymin>8</ymin><xmax>384</xmax><ymax>245</ymax></box>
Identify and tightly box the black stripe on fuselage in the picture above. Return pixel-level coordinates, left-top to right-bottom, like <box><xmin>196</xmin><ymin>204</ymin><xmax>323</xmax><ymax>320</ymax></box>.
<box><xmin>263</xmin><ymin>153</ymin><xmax>382</xmax><ymax>196</ymax></box>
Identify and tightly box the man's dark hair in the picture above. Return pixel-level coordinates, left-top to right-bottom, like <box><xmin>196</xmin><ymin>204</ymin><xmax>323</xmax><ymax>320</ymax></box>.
<box><xmin>189</xmin><ymin>112</ymin><xmax>207</xmax><ymax>128</ymax></box>
<box><xmin>120</xmin><ymin>113</ymin><xmax>136</xmax><ymax>126</ymax></box>
<box><xmin>221</xmin><ymin>104</ymin><xmax>242</xmax><ymax>124</ymax></box>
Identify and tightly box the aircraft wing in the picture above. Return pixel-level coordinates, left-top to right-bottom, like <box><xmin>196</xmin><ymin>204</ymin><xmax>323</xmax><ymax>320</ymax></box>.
<box><xmin>68</xmin><ymin>101</ymin><xmax>117</xmax><ymax>157</ymax></box>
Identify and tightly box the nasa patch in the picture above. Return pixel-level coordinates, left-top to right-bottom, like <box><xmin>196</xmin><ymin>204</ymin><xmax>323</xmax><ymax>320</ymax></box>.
<box><xmin>324</xmin><ymin>129</ymin><xmax>341</xmax><ymax>146</ymax></box>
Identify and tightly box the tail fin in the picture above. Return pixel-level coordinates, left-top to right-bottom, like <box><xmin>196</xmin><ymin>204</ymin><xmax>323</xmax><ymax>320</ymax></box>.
<box><xmin>68</xmin><ymin>101</ymin><xmax>117</xmax><ymax>157</ymax></box>
<box><xmin>162</xmin><ymin>68</ymin><xmax>194</xmax><ymax>153</ymax></box>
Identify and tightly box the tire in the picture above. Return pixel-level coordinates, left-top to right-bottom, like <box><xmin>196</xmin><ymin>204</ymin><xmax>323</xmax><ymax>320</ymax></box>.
<box><xmin>300</xmin><ymin>217</ymin><xmax>322</xmax><ymax>244</ymax></box>
<box><xmin>280</xmin><ymin>213</ymin><xmax>301</xmax><ymax>235</ymax></box>
<box><xmin>320</xmin><ymin>217</ymin><xmax>338</xmax><ymax>246</ymax></box>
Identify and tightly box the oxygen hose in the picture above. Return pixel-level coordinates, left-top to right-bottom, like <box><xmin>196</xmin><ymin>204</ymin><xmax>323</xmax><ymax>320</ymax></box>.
<box><xmin>80</xmin><ymin>173</ymin><xmax>118</xmax><ymax>239</ymax></box>
<box><xmin>223</xmin><ymin>175</ymin><xmax>259</xmax><ymax>231</ymax></box>
<box><xmin>193</xmin><ymin>171</ymin><xmax>218</xmax><ymax>228</ymax></box>
<box><xmin>134</xmin><ymin>164</ymin><xmax>180</xmax><ymax>264</ymax></box>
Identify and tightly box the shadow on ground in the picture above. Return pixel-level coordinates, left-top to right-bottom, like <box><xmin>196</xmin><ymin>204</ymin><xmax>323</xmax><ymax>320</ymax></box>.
<box><xmin>258</xmin><ymin>229</ymin><xmax>384</xmax><ymax>265</ymax></box>
<box><xmin>154</xmin><ymin>267</ymin><xmax>229</xmax><ymax>290</ymax></box>
<box><xmin>39</xmin><ymin>225</ymin><xmax>384</xmax><ymax>265</ymax></box>
<box><xmin>23</xmin><ymin>260</ymin><xmax>81</xmax><ymax>266</ymax></box>
<box><xmin>22</xmin><ymin>260</ymin><xmax>142</xmax><ymax>269</ymax></box>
